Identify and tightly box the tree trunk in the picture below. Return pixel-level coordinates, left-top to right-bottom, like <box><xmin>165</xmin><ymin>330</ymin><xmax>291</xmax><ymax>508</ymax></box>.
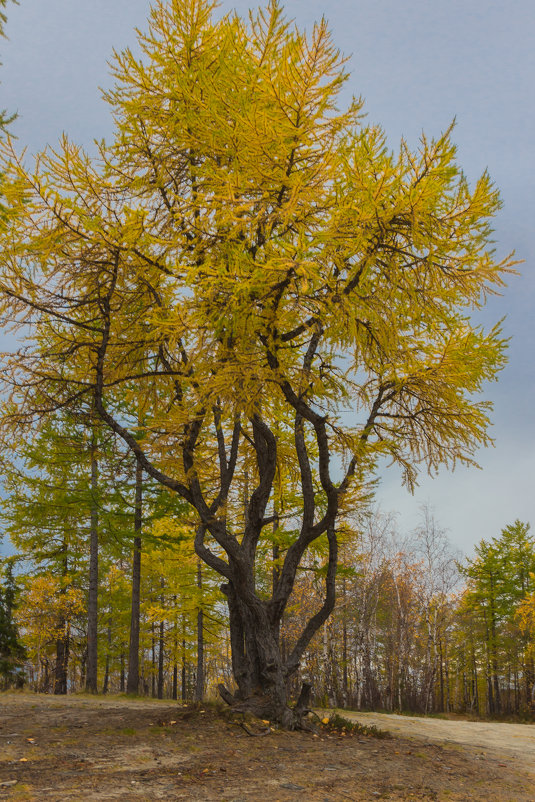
<box><xmin>80</xmin><ymin>647</ymin><xmax>87</xmax><ymax>690</ymax></box>
<box><xmin>54</xmin><ymin>621</ymin><xmax>69</xmax><ymax>695</ymax></box>
<box><xmin>195</xmin><ymin>559</ymin><xmax>204</xmax><ymax>702</ymax></box>
<box><xmin>172</xmin><ymin>660</ymin><xmax>178</xmax><ymax>701</ymax></box>
<box><xmin>127</xmin><ymin>460</ymin><xmax>142</xmax><ymax>694</ymax></box>
<box><xmin>181</xmin><ymin>622</ymin><xmax>187</xmax><ymax>701</ymax></box>
<box><xmin>102</xmin><ymin>621</ymin><xmax>112</xmax><ymax>694</ymax></box>
<box><xmin>54</xmin><ymin>544</ymin><xmax>70</xmax><ymax>695</ymax></box>
<box><xmin>342</xmin><ymin>577</ymin><xmax>348</xmax><ymax>707</ymax></box>
<box><xmin>157</xmin><ymin>619</ymin><xmax>164</xmax><ymax>699</ymax></box>
<box><xmin>151</xmin><ymin>621</ymin><xmax>156</xmax><ymax>698</ymax></box>
<box><xmin>216</xmin><ymin>523</ymin><xmax>338</xmax><ymax>729</ymax></box>
<box><xmin>172</xmin><ymin>600</ymin><xmax>178</xmax><ymax>700</ymax></box>
<box><xmin>86</xmin><ymin>429</ymin><xmax>99</xmax><ymax>693</ymax></box>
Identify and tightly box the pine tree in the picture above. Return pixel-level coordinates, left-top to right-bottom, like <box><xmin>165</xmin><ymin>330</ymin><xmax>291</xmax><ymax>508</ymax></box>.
<box><xmin>0</xmin><ymin>558</ymin><xmax>26</xmax><ymax>688</ymax></box>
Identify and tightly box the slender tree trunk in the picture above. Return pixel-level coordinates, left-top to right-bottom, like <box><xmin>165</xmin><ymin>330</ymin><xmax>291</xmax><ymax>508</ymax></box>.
<box><xmin>181</xmin><ymin>617</ymin><xmax>187</xmax><ymax>701</ymax></box>
<box><xmin>473</xmin><ymin>660</ymin><xmax>479</xmax><ymax>714</ymax></box>
<box><xmin>54</xmin><ymin>544</ymin><xmax>69</xmax><ymax>695</ymax></box>
<box><xmin>54</xmin><ymin>622</ymin><xmax>69</xmax><ymax>695</ymax></box>
<box><xmin>342</xmin><ymin>577</ymin><xmax>348</xmax><ymax>706</ymax></box>
<box><xmin>86</xmin><ymin>429</ymin><xmax>99</xmax><ymax>693</ymax></box>
<box><xmin>272</xmin><ymin>501</ymin><xmax>280</xmax><ymax>643</ymax></box>
<box><xmin>102</xmin><ymin>621</ymin><xmax>112</xmax><ymax>694</ymax></box>
<box><xmin>527</xmin><ymin>656</ymin><xmax>534</xmax><ymax>710</ymax></box>
<box><xmin>127</xmin><ymin>461</ymin><xmax>143</xmax><ymax>694</ymax></box>
<box><xmin>41</xmin><ymin>658</ymin><xmax>50</xmax><ymax>694</ymax></box>
<box><xmin>80</xmin><ymin>647</ymin><xmax>87</xmax><ymax>690</ymax></box>
<box><xmin>438</xmin><ymin>639</ymin><xmax>444</xmax><ymax>712</ymax></box>
<box><xmin>444</xmin><ymin>638</ymin><xmax>451</xmax><ymax>713</ymax></box>
<box><xmin>120</xmin><ymin>652</ymin><xmax>125</xmax><ymax>692</ymax></box>
<box><xmin>172</xmin><ymin>600</ymin><xmax>178</xmax><ymax>700</ymax></box>
<box><xmin>157</xmin><ymin>618</ymin><xmax>164</xmax><ymax>699</ymax></box>
<box><xmin>172</xmin><ymin>661</ymin><xmax>178</xmax><ymax>701</ymax></box>
<box><xmin>195</xmin><ymin>559</ymin><xmax>204</xmax><ymax>702</ymax></box>
<box><xmin>151</xmin><ymin>621</ymin><xmax>156</xmax><ymax>698</ymax></box>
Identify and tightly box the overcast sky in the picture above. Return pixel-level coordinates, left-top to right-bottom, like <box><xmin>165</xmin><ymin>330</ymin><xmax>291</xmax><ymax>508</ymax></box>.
<box><xmin>1</xmin><ymin>0</ymin><xmax>533</xmax><ymax>556</ymax></box>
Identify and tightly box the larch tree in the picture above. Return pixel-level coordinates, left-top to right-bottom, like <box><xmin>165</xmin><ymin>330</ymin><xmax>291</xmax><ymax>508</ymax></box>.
<box><xmin>0</xmin><ymin>0</ymin><xmax>515</xmax><ymax>726</ymax></box>
<box><xmin>459</xmin><ymin>521</ymin><xmax>535</xmax><ymax>713</ymax></box>
<box><xmin>2</xmin><ymin>417</ymin><xmax>86</xmax><ymax>691</ymax></box>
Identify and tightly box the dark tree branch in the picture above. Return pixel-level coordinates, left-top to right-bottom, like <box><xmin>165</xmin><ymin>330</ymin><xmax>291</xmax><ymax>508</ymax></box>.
<box><xmin>194</xmin><ymin>523</ymin><xmax>231</xmax><ymax>580</ymax></box>
<box><xmin>294</xmin><ymin>412</ymin><xmax>315</xmax><ymax>530</ymax></box>
<box><xmin>242</xmin><ymin>414</ymin><xmax>277</xmax><ymax>563</ymax></box>
<box><xmin>92</xmin><ymin>250</ymin><xmax>193</xmax><ymax>503</ymax></box>
<box><xmin>284</xmin><ymin>523</ymin><xmax>338</xmax><ymax>677</ymax></box>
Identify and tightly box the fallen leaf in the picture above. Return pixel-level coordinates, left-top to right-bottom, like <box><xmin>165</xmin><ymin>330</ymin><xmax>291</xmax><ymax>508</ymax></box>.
<box><xmin>19</xmin><ymin>758</ymin><xmax>28</xmax><ymax>762</ymax></box>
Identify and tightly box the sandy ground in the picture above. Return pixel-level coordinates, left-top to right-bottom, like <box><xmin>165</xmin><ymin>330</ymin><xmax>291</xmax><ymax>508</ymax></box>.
<box><xmin>0</xmin><ymin>693</ymin><xmax>534</xmax><ymax>801</ymax></box>
<box><xmin>339</xmin><ymin>711</ymin><xmax>535</xmax><ymax>777</ymax></box>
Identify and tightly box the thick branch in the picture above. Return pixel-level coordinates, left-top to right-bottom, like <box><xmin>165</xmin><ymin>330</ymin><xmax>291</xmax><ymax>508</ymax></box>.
<box><xmin>92</xmin><ymin>250</ymin><xmax>193</xmax><ymax>503</ymax></box>
<box><xmin>294</xmin><ymin>413</ymin><xmax>315</xmax><ymax>530</ymax></box>
<box><xmin>194</xmin><ymin>524</ymin><xmax>232</xmax><ymax>580</ymax></box>
<box><xmin>338</xmin><ymin>381</ymin><xmax>397</xmax><ymax>494</ymax></box>
<box><xmin>242</xmin><ymin>414</ymin><xmax>277</xmax><ymax>562</ymax></box>
<box><xmin>284</xmin><ymin>523</ymin><xmax>338</xmax><ymax>677</ymax></box>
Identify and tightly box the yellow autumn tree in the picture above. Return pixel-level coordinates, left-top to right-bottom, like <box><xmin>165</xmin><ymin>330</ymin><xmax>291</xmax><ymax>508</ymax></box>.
<box><xmin>15</xmin><ymin>574</ymin><xmax>85</xmax><ymax>692</ymax></box>
<box><xmin>0</xmin><ymin>0</ymin><xmax>515</xmax><ymax>726</ymax></box>
<box><xmin>516</xmin><ymin>589</ymin><xmax>535</xmax><ymax>703</ymax></box>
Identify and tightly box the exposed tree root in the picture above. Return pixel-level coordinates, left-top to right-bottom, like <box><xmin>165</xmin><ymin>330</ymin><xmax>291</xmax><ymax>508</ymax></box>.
<box><xmin>237</xmin><ymin>720</ymin><xmax>272</xmax><ymax>737</ymax></box>
<box><xmin>217</xmin><ymin>682</ymin><xmax>316</xmax><ymax>731</ymax></box>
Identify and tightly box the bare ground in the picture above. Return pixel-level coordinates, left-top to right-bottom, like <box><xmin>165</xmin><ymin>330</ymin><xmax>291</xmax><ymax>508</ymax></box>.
<box><xmin>0</xmin><ymin>692</ymin><xmax>534</xmax><ymax>801</ymax></box>
<box><xmin>337</xmin><ymin>710</ymin><xmax>535</xmax><ymax>776</ymax></box>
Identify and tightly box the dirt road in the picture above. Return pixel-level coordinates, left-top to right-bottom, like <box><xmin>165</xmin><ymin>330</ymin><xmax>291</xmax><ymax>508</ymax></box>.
<box><xmin>340</xmin><ymin>711</ymin><xmax>535</xmax><ymax>777</ymax></box>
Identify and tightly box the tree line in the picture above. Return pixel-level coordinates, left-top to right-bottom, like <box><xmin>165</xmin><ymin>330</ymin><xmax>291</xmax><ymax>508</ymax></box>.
<box><xmin>1</xmin><ymin>420</ymin><xmax>533</xmax><ymax>718</ymax></box>
<box><xmin>294</xmin><ymin>512</ymin><xmax>535</xmax><ymax>717</ymax></box>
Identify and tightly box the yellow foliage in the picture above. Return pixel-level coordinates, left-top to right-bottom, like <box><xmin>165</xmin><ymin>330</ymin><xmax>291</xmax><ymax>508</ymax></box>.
<box><xmin>15</xmin><ymin>574</ymin><xmax>85</xmax><ymax>659</ymax></box>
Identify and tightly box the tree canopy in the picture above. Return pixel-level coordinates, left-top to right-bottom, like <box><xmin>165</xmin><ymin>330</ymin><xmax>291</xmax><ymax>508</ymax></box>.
<box><xmin>0</xmin><ymin>0</ymin><xmax>515</xmax><ymax>725</ymax></box>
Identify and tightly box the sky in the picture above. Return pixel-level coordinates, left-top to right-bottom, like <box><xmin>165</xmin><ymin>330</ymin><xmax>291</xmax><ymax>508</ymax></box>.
<box><xmin>0</xmin><ymin>0</ymin><xmax>533</xmax><ymax>557</ymax></box>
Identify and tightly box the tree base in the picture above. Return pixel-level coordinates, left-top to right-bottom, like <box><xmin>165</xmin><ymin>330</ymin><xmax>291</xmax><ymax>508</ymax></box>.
<box><xmin>217</xmin><ymin>682</ymin><xmax>313</xmax><ymax>731</ymax></box>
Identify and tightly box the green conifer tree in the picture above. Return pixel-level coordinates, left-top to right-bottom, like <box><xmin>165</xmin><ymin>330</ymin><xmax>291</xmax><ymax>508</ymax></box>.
<box><xmin>0</xmin><ymin>557</ymin><xmax>26</xmax><ymax>687</ymax></box>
